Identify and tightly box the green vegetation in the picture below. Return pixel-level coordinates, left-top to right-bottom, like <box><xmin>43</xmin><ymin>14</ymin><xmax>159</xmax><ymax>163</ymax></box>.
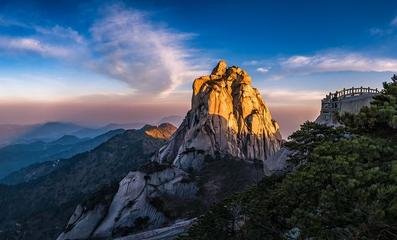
<box><xmin>181</xmin><ymin>78</ymin><xmax>397</xmax><ymax>239</ymax></box>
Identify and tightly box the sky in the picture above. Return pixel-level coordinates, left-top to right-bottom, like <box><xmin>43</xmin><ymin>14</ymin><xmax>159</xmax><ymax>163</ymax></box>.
<box><xmin>1</xmin><ymin>0</ymin><xmax>397</xmax><ymax>137</ymax></box>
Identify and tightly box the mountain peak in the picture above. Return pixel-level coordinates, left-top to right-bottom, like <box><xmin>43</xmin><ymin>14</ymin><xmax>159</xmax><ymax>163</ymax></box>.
<box><xmin>211</xmin><ymin>59</ymin><xmax>228</xmax><ymax>75</ymax></box>
<box><xmin>193</xmin><ymin>60</ymin><xmax>253</xmax><ymax>96</ymax></box>
<box><xmin>158</xmin><ymin>60</ymin><xmax>282</xmax><ymax>170</ymax></box>
<box><xmin>144</xmin><ymin>123</ymin><xmax>177</xmax><ymax>140</ymax></box>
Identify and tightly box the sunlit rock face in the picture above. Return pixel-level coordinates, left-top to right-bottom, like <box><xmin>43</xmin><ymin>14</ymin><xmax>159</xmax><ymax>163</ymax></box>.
<box><xmin>144</xmin><ymin>123</ymin><xmax>177</xmax><ymax>140</ymax></box>
<box><xmin>158</xmin><ymin>60</ymin><xmax>282</xmax><ymax>170</ymax></box>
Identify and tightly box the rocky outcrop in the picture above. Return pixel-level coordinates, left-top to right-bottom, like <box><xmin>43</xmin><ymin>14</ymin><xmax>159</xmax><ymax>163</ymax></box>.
<box><xmin>58</xmin><ymin>163</ymin><xmax>197</xmax><ymax>240</ymax></box>
<box><xmin>157</xmin><ymin>60</ymin><xmax>282</xmax><ymax>170</ymax></box>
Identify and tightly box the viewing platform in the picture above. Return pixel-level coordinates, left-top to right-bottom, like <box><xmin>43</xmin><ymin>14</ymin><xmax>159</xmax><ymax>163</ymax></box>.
<box><xmin>324</xmin><ymin>87</ymin><xmax>379</xmax><ymax>101</ymax></box>
<box><xmin>316</xmin><ymin>86</ymin><xmax>379</xmax><ymax>125</ymax></box>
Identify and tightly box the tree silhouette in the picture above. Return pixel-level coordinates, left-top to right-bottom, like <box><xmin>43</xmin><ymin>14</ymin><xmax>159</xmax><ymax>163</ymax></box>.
<box><xmin>392</xmin><ymin>74</ymin><xmax>397</xmax><ymax>83</ymax></box>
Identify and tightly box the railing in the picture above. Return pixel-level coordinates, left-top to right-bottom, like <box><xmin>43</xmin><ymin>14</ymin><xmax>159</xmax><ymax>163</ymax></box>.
<box><xmin>325</xmin><ymin>87</ymin><xmax>379</xmax><ymax>100</ymax></box>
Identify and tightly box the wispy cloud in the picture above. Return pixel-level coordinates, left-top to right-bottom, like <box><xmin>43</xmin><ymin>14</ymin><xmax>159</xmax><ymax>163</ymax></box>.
<box><xmin>369</xmin><ymin>27</ymin><xmax>392</xmax><ymax>37</ymax></box>
<box><xmin>0</xmin><ymin>17</ymin><xmax>29</xmax><ymax>28</ymax></box>
<box><xmin>281</xmin><ymin>53</ymin><xmax>397</xmax><ymax>73</ymax></box>
<box><xmin>89</xmin><ymin>6</ymin><xmax>206</xmax><ymax>95</ymax></box>
<box><xmin>256</xmin><ymin>67</ymin><xmax>269</xmax><ymax>73</ymax></box>
<box><xmin>34</xmin><ymin>25</ymin><xmax>85</xmax><ymax>44</ymax></box>
<box><xmin>262</xmin><ymin>89</ymin><xmax>324</xmax><ymax>106</ymax></box>
<box><xmin>0</xmin><ymin>37</ymin><xmax>74</xmax><ymax>58</ymax></box>
<box><xmin>0</xmin><ymin>20</ymin><xmax>86</xmax><ymax>60</ymax></box>
<box><xmin>391</xmin><ymin>16</ymin><xmax>397</xmax><ymax>26</ymax></box>
<box><xmin>368</xmin><ymin>15</ymin><xmax>397</xmax><ymax>37</ymax></box>
<box><xmin>243</xmin><ymin>60</ymin><xmax>260</xmax><ymax>66</ymax></box>
<box><xmin>0</xmin><ymin>6</ymin><xmax>208</xmax><ymax>96</ymax></box>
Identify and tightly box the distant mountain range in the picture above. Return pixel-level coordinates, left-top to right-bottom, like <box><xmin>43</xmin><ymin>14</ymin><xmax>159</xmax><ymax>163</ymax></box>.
<box><xmin>0</xmin><ymin>121</ymin><xmax>145</xmax><ymax>146</ymax></box>
<box><xmin>0</xmin><ymin>129</ymin><xmax>124</xmax><ymax>182</ymax></box>
<box><xmin>0</xmin><ymin>119</ymin><xmax>182</xmax><ymax>180</ymax></box>
<box><xmin>0</xmin><ymin>119</ymin><xmax>181</xmax><ymax>147</ymax></box>
<box><xmin>0</xmin><ymin>123</ymin><xmax>176</xmax><ymax>240</ymax></box>
<box><xmin>0</xmin><ymin>124</ymin><xmax>35</xmax><ymax>147</ymax></box>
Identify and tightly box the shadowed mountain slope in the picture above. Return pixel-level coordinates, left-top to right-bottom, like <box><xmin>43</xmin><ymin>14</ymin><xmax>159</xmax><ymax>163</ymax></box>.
<box><xmin>0</xmin><ymin>123</ymin><xmax>176</xmax><ymax>240</ymax></box>
<box><xmin>0</xmin><ymin>129</ymin><xmax>124</xmax><ymax>180</ymax></box>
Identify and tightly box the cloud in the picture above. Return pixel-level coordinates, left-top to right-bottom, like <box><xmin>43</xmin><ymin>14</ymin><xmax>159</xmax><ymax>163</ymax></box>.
<box><xmin>369</xmin><ymin>27</ymin><xmax>384</xmax><ymax>36</ymax></box>
<box><xmin>0</xmin><ymin>20</ymin><xmax>87</xmax><ymax>60</ymax></box>
<box><xmin>367</xmin><ymin>16</ymin><xmax>397</xmax><ymax>37</ymax></box>
<box><xmin>34</xmin><ymin>25</ymin><xmax>85</xmax><ymax>44</ymax></box>
<box><xmin>391</xmin><ymin>16</ymin><xmax>397</xmax><ymax>26</ymax></box>
<box><xmin>262</xmin><ymin>89</ymin><xmax>324</xmax><ymax>106</ymax></box>
<box><xmin>243</xmin><ymin>60</ymin><xmax>260</xmax><ymax>66</ymax></box>
<box><xmin>369</xmin><ymin>27</ymin><xmax>392</xmax><ymax>36</ymax></box>
<box><xmin>0</xmin><ymin>17</ymin><xmax>29</xmax><ymax>28</ymax></box>
<box><xmin>0</xmin><ymin>36</ymin><xmax>73</xmax><ymax>58</ymax></box>
<box><xmin>0</xmin><ymin>7</ymin><xmax>208</xmax><ymax>96</ymax></box>
<box><xmin>281</xmin><ymin>53</ymin><xmax>397</xmax><ymax>73</ymax></box>
<box><xmin>256</xmin><ymin>67</ymin><xmax>270</xmax><ymax>73</ymax></box>
<box><xmin>89</xmin><ymin>6</ymin><xmax>206</xmax><ymax>95</ymax></box>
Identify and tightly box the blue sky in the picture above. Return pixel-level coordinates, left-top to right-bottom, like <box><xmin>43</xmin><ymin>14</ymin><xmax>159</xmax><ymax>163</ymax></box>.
<box><xmin>1</xmin><ymin>0</ymin><xmax>397</xmax><ymax>136</ymax></box>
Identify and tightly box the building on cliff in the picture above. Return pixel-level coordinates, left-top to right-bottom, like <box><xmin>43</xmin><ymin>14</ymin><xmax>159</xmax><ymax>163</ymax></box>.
<box><xmin>315</xmin><ymin>86</ymin><xmax>379</xmax><ymax>125</ymax></box>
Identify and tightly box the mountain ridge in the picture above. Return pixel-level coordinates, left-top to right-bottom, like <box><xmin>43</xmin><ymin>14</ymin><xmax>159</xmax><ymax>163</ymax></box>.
<box><xmin>0</xmin><ymin>123</ymin><xmax>177</xmax><ymax>240</ymax></box>
<box><xmin>0</xmin><ymin>129</ymin><xmax>124</xmax><ymax>184</ymax></box>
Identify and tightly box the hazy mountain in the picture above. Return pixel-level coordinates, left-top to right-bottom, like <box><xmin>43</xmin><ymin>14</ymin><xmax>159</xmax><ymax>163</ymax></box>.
<box><xmin>0</xmin><ymin>121</ymin><xmax>145</xmax><ymax>148</ymax></box>
<box><xmin>101</xmin><ymin>122</ymin><xmax>145</xmax><ymax>131</ymax></box>
<box><xmin>0</xmin><ymin>124</ymin><xmax>37</xmax><ymax>147</ymax></box>
<box><xmin>72</xmin><ymin>122</ymin><xmax>145</xmax><ymax>138</ymax></box>
<box><xmin>0</xmin><ymin>129</ymin><xmax>124</xmax><ymax>183</ymax></box>
<box><xmin>158</xmin><ymin>115</ymin><xmax>183</xmax><ymax>127</ymax></box>
<box><xmin>15</xmin><ymin>122</ymin><xmax>89</xmax><ymax>142</ymax></box>
<box><xmin>0</xmin><ymin>123</ymin><xmax>176</xmax><ymax>240</ymax></box>
<box><xmin>51</xmin><ymin>135</ymin><xmax>85</xmax><ymax>145</ymax></box>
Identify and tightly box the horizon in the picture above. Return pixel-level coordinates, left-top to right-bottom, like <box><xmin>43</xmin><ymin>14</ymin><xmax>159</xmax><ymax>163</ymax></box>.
<box><xmin>1</xmin><ymin>0</ymin><xmax>397</xmax><ymax>137</ymax></box>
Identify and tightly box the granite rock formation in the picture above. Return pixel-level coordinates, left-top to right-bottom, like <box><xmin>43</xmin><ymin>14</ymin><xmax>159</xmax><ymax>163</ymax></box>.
<box><xmin>157</xmin><ymin>60</ymin><xmax>282</xmax><ymax>170</ymax></box>
<box><xmin>57</xmin><ymin>164</ymin><xmax>196</xmax><ymax>240</ymax></box>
